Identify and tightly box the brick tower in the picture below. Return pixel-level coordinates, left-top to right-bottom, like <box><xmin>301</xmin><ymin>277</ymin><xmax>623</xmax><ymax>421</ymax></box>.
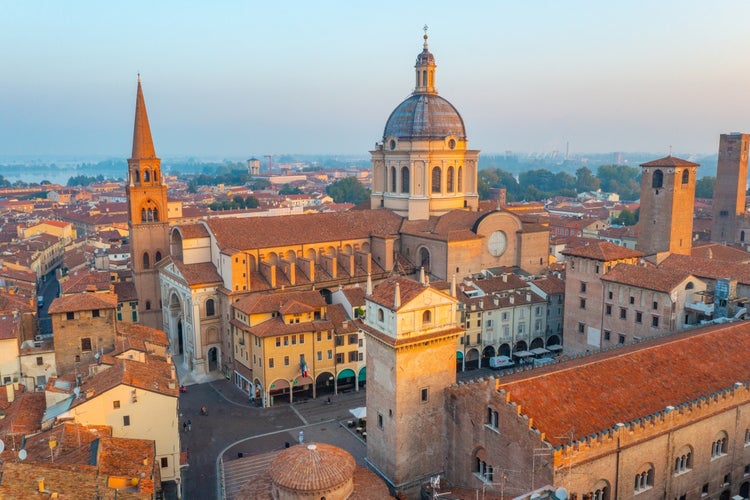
<box><xmin>361</xmin><ymin>276</ymin><xmax>462</xmax><ymax>496</ymax></box>
<box><xmin>710</xmin><ymin>133</ymin><xmax>750</xmax><ymax>244</ymax></box>
<box><xmin>636</xmin><ymin>155</ymin><xmax>699</xmax><ymax>257</ymax></box>
<box><xmin>126</xmin><ymin>76</ymin><xmax>169</xmax><ymax>329</ymax></box>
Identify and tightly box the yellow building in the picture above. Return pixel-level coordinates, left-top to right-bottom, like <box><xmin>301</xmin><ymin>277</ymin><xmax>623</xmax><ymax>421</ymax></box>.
<box><xmin>231</xmin><ymin>290</ymin><xmax>365</xmax><ymax>407</ymax></box>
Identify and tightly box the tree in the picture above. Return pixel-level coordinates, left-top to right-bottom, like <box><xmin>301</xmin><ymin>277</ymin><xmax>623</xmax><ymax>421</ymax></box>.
<box><xmin>596</xmin><ymin>164</ymin><xmax>641</xmax><ymax>200</ymax></box>
<box><xmin>575</xmin><ymin>167</ymin><xmax>600</xmax><ymax>192</ymax></box>
<box><xmin>613</xmin><ymin>208</ymin><xmax>639</xmax><ymax>226</ymax></box>
<box><xmin>279</xmin><ymin>184</ymin><xmax>303</xmax><ymax>195</ymax></box>
<box><xmin>478</xmin><ymin>167</ymin><xmax>521</xmax><ymax>201</ymax></box>
<box><xmin>696</xmin><ymin>176</ymin><xmax>715</xmax><ymax>198</ymax></box>
<box><xmin>245</xmin><ymin>195</ymin><xmax>259</xmax><ymax>208</ymax></box>
<box><xmin>326</xmin><ymin>176</ymin><xmax>371</xmax><ymax>204</ymax></box>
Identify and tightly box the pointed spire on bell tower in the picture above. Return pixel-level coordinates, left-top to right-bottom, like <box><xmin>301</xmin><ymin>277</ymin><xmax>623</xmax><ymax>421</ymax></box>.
<box><xmin>414</xmin><ymin>25</ymin><xmax>437</xmax><ymax>95</ymax></box>
<box><xmin>131</xmin><ymin>74</ymin><xmax>157</xmax><ymax>160</ymax></box>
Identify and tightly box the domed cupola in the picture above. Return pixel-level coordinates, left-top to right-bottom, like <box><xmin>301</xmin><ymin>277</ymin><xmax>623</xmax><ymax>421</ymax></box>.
<box><xmin>383</xmin><ymin>29</ymin><xmax>466</xmax><ymax>141</ymax></box>
<box><xmin>370</xmin><ymin>28</ymin><xmax>480</xmax><ymax>221</ymax></box>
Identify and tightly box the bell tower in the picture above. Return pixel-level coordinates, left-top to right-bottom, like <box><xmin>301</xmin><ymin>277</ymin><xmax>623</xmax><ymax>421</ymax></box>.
<box><xmin>636</xmin><ymin>155</ymin><xmax>699</xmax><ymax>257</ymax></box>
<box><xmin>127</xmin><ymin>76</ymin><xmax>169</xmax><ymax>329</ymax></box>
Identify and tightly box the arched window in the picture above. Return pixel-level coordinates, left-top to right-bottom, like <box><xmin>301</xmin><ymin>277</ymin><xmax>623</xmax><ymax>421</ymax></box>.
<box><xmin>391</xmin><ymin>166</ymin><xmax>397</xmax><ymax>193</ymax></box>
<box><xmin>377</xmin><ymin>308</ymin><xmax>384</xmax><ymax>322</ymax></box>
<box><xmin>674</xmin><ymin>446</ymin><xmax>692</xmax><ymax>474</ymax></box>
<box><xmin>143</xmin><ymin>252</ymin><xmax>150</xmax><ymax>269</ymax></box>
<box><xmin>153</xmin><ymin>208</ymin><xmax>159</xmax><ymax>222</ymax></box>
<box><xmin>652</xmin><ymin>169</ymin><xmax>663</xmax><ymax>189</ymax></box>
<box><xmin>155</xmin><ymin>251</ymin><xmax>162</xmax><ymax>262</ymax></box>
<box><xmin>473</xmin><ymin>448</ymin><xmax>493</xmax><ymax>482</ymax></box>
<box><xmin>685</xmin><ymin>281</ymin><xmax>694</xmax><ymax>290</ymax></box>
<box><xmin>143</xmin><ymin>170</ymin><xmax>150</xmax><ymax>183</ymax></box>
<box><xmin>741</xmin><ymin>230</ymin><xmax>745</xmax><ymax>242</ymax></box>
<box><xmin>432</xmin><ymin>167</ymin><xmax>441</xmax><ymax>193</ymax></box>
<box><xmin>712</xmin><ymin>432</ymin><xmax>728</xmax><ymax>458</ymax></box>
<box><xmin>145</xmin><ymin>300</ymin><xmax>151</xmax><ymax>310</ymax></box>
<box><xmin>141</xmin><ymin>208</ymin><xmax>147</xmax><ymax>222</ymax></box>
<box><xmin>634</xmin><ymin>464</ymin><xmax>654</xmax><ymax>492</ymax></box>
<box><xmin>458</xmin><ymin>166</ymin><xmax>463</xmax><ymax>192</ymax></box>
<box><xmin>447</xmin><ymin>166</ymin><xmax>455</xmax><ymax>192</ymax></box>
<box><xmin>681</xmin><ymin>169</ymin><xmax>689</xmax><ymax>184</ymax></box>
<box><xmin>206</xmin><ymin>299</ymin><xmax>215</xmax><ymax>317</ymax></box>
<box><xmin>401</xmin><ymin>166</ymin><xmax>410</xmax><ymax>193</ymax></box>
<box><xmin>422</xmin><ymin>310</ymin><xmax>432</xmax><ymax>324</ymax></box>
<box><xmin>422</xmin><ymin>70</ymin><xmax>427</xmax><ymax>87</ymax></box>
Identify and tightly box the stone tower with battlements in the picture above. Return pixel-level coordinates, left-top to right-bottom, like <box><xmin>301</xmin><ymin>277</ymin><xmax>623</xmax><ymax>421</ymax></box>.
<box><xmin>361</xmin><ymin>275</ymin><xmax>462</xmax><ymax>496</ymax></box>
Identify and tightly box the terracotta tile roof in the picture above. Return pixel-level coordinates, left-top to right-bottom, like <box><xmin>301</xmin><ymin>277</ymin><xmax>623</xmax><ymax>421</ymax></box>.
<box><xmin>269</xmin><ymin>442</ymin><xmax>355</xmax><ymax>492</ymax></box>
<box><xmin>234</xmin><ymin>290</ymin><xmax>327</xmax><ymax>315</ymax></box>
<box><xmin>279</xmin><ymin>299</ymin><xmax>315</xmax><ymax>315</ymax></box>
<box><xmin>48</xmin><ymin>292</ymin><xmax>118</xmax><ymax>314</ymax></box>
<box><xmin>206</xmin><ymin>209</ymin><xmax>402</xmax><ymax>250</ymax></box>
<box><xmin>328</xmin><ymin>303</ymin><xmax>358</xmax><ymax>333</ymax></box>
<box><xmin>0</xmin><ymin>290</ymin><xmax>35</xmax><ymax>313</ymax></box>
<box><xmin>660</xmin><ymin>254</ymin><xmax>750</xmax><ymax>285</ymax></box>
<box><xmin>530</xmin><ymin>275</ymin><xmax>565</xmax><ymax>295</ymax></box>
<box><xmin>367</xmin><ymin>276</ymin><xmax>431</xmax><ymax>310</ymax></box>
<box><xmin>171</xmin><ymin>260</ymin><xmax>223</xmax><ymax>286</ymax></box>
<box><xmin>68</xmin><ymin>354</ymin><xmax>178</xmax><ymax>406</ymax></box>
<box><xmin>114</xmin><ymin>281</ymin><xmax>138</xmax><ymax>302</ymax></box>
<box><xmin>496</xmin><ymin>321</ymin><xmax>750</xmax><ymax>447</ymax></box>
<box><xmin>0</xmin><ymin>391</ymin><xmax>45</xmax><ymax>437</ymax></box>
<box><xmin>691</xmin><ymin>242</ymin><xmax>750</xmax><ymax>263</ymax></box>
<box><xmin>175</xmin><ymin>222</ymin><xmax>210</xmax><ymax>239</ymax></box>
<box><xmin>341</xmin><ymin>286</ymin><xmax>366</xmax><ymax>308</ymax></box>
<box><xmin>602</xmin><ymin>263</ymin><xmax>694</xmax><ymax>293</ymax></box>
<box><xmin>61</xmin><ymin>269</ymin><xmax>112</xmax><ymax>295</ymax></box>
<box><xmin>115</xmin><ymin>322</ymin><xmax>169</xmax><ymax>349</ymax></box>
<box><xmin>247</xmin><ymin>316</ymin><xmax>334</xmax><ymax>338</ymax></box>
<box><xmin>472</xmin><ymin>274</ymin><xmax>529</xmax><ymax>294</ymax></box>
<box><xmin>18</xmin><ymin>422</ymin><xmax>110</xmax><ymax>465</ymax></box>
<box><xmin>640</xmin><ymin>155</ymin><xmax>699</xmax><ymax>168</ymax></box>
<box><xmin>0</xmin><ymin>313</ymin><xmax>19</xmax><ymax>340</ymax></box>
<box><xmin>561</xmin><ymin>239</ymin><xmax>643</xmax><ymax>261</ymax></box>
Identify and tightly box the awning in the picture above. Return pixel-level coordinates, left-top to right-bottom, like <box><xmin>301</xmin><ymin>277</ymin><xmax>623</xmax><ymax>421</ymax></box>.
<box><xmin>456</xmin><ymin>351</ymin><xmax>464</xmax><ymax>360</ymax></box>
<box><xmin>547</xmin><ymin>344</ymin><xmax>564</xmax><ymax>351</ymax></box>
<box><xmin>512</xmin><ymin>350</ymin><xmax>533</xmax><ymax>358</ymax></box>
<box><xmin>349</xmin><ymin>407</ymin><xmax>366</xmax><ymax>419</ymax></box>
<box><xmin>358</xmin><ymin>367</ymin><xmax>366</xmax><ymax>382</ymax></box>
<box><xmin>530</xmin><ymin>347</ymin><xmax>550</xmax><ymax>356</ymax></box>
<box><xmin>337</xmin><ymin>368</ymin><xmax>356</xmax><ymax>379</ymax></box>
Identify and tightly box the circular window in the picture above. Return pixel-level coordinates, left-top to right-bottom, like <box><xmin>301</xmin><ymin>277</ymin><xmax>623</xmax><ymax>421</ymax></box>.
<box><xmin>448</xmin><ymin>139</ymin><xmax>456</xmax><ymax>150</ymax></box>
<box><xmin>389</xmin><ymin>139</ymin><xmax>396</xmax><ymax>150</ymax></box>
<box><xmin>488</xmin><ymin>231</ymin><xmax>507</xmax><ymax>257</ymax></box>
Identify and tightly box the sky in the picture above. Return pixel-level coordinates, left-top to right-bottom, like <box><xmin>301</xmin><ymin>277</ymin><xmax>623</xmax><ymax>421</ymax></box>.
<box><xmin>3</xmin><ymin>1</ymin><xmax>750</xmax><ymax>159</ymax></box>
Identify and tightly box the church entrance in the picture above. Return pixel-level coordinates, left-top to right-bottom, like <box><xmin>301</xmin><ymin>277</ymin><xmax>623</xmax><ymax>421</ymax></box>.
<box><xmin>177</xmin><ymin>319</ymin><xmax>184</xmax><ymax>355</ymax></box>
<box><xmin>208</xmin><ymin>347</ymin><xmax>218</xmax><ymax>371</ymax></box>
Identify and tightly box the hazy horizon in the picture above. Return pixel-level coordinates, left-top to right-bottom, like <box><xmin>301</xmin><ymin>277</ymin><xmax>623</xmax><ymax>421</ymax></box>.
<box><xmin>4</xmin><ymin>1</ymin><xmax>750</xmax><ymax>158</ymax></box>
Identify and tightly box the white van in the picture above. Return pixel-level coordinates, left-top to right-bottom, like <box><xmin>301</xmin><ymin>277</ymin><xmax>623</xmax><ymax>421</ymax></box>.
<box><xmin>488</xmin><ymin>355</ymin><xmax>515</xmax><ymax>370</ymax></box>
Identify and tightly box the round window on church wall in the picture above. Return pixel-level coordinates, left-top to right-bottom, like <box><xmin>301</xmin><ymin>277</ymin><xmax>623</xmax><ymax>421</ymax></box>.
<box><xmin>488</xmin><ymin>230</ymin><xmax>507</xmax><ymax>257</ymax></box>
<box><xmin>389</xmin><ymin>139</ymin><xmax>396</xmax><ymax>150</ymax></box>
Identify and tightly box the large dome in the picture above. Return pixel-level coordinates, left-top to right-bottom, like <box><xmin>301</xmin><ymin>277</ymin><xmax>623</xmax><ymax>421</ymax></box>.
<box><xmin>383</xmin><ymin>93</ymin><xmax>466</xmax><ymax>141</ymax></box>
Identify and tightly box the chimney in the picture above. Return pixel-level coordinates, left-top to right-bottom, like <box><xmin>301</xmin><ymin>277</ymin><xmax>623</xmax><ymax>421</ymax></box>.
<box><xmin>526</xmin><ymin>293</ymin><xmax>531</xmax><ymax>302</ymax></box>
<box><xmin>450</xmin><ymin>274</ymin><xmax>456</xmax><ymax>297</ymax></box>
<box><xmin>419</xmin><ymin>267</ymin><xmax>425</xmax><ymax>285</ymax></box>
<box><xmin>502</xmin><ymin>275</ymin><xmax>507</xmax><ymax>282</ymax></box>
<box><xmin>394</xmin><ymin>282</ymin><xmax>401</xmax><ymax>309</ymax></box>
<box><xmin>37</xmin><ymin>478</ymin><xmax>45</xmax><ymax>493</ymax></box>
<box><xmin>509</xmin><ymin>295</ymin><xmax>515</xmax><ymax>305</ymax></box>
<box><xmin>366</xmin><ymin>273</ymin><xmax>372</xmax><ymax>297</ymax></box>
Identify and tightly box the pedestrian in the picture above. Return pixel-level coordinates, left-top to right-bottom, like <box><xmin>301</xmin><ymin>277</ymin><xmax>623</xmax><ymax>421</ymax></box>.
<box><xmin>183</xmin><ymin>421</ymin><xmax>187</xmax><ymax>433</ymax></box>
<box><xmin>187</xmin><ymin>419</ymin><xmax>192</xmax><ymax>432</ymax></box>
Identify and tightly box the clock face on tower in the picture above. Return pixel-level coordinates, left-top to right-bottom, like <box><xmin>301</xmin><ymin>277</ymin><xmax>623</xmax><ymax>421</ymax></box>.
<box><xmin>488</xmin><ymin>230</ymin><xmax>507</xmax><ymax>257</ymax></box>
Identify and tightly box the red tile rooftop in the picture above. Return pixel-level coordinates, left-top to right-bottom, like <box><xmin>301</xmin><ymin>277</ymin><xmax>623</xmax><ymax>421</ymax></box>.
<box><xmin>495</xmin><ymin>320</ymin><xmax>750</xmax><ymax>447</ymax></box>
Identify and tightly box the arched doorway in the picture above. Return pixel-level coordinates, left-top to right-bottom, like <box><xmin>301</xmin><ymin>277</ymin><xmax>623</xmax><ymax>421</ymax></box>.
<box><xmin>464</xmin><ymin>348</ymin><xmax>480</xmax><ymax>370</ymax></box>
<box><xmin>337</xmin><ymin>369</ymin><xmax>356</xmax><ymax>392</ymax></box>
<box><xmin>418</xmin><ymin>247</ymin><xmax>431</xmax><ymax>273</ymax></box>
<box><xmin>530</xmin><ymin>337</ymin><xmax>545</xmax><ymax>350</ymax></box>
<box><xmin>269</xmin><ymin>379</ymin><xmax>291</xmax><ymax>405</ymax></box>
<box><xmin>482</xmin><ymin>345</ymin><xmax>496</xmax><ymax>361</ymax></box>
<box><xmin>358</xmin><ymin>367</ymin><xmax>366</xmax><ymax>389</ymax></box>
<box><xmin>177</xmin><ymin>319</ymin><xmax>184</xmax><ymax>355</ymax></box>
<box><xmin>739</xmin><ymin>481</ymin><xmax>749</xmax><ymax>499</ymax></box>
<box><xmin>546</xmin><ymin>335</ymin><xmax>561</xmax><ymax>347</ymax></box>
<box><xmin>208</xmin><ymin>347</ymin><xmax>218</xmax><ymax>371</ymax></box>
<box><xmin>499</xmin><ymin>343</ymin><xmax>511</xmax><ymax>357</ymax></box>
<box><xmin>316</xmin><ymin>371</ymin><xmax>335</xmax><ymax>396</ymax></box>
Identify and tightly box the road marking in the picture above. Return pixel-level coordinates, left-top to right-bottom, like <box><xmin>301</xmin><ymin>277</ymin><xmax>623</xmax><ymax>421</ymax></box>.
<box><xmin>290</xmin><ymin>404</ymin><xmax>308</xmax><ymax>425</ymax></box>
